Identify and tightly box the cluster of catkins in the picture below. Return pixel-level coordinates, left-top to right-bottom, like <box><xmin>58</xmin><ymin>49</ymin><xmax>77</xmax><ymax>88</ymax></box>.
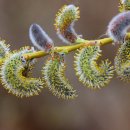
<box><xmin>0</xmin><ymin>2</ymin><xmax>129</xmax><ymax>99</ymax></box>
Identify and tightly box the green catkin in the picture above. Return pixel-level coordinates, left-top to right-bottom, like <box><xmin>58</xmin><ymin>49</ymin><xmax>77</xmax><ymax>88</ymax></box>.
<box><xmin>42</xmin><ymin>53</ymin><xmax>77</xmax><ymax>99</ymax></box>
<box><xmin>0</xmin><ymin>40</ymin><xmax>10</xmax><ymax>59</ymax></box>
<box><xmin>74</xmin><ymin>45</ymin><xmax>114</xmax><ymax>89</ymax></box>
<box><xmin>0</xmin><ymin>46</ymin><xmax>44</xmax><ymax>97</ymax></box>
<box><xmin>115</xmin><ymin>40</ymin><xmax>130</xmax><ymax>81</ymax></box>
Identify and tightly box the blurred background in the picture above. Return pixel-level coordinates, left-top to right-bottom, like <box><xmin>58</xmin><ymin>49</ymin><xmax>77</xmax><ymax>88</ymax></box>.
<box><xmin>0</xmin><ymin>0</ymin><xmax>130</xmax><ymax>130</ymax></box>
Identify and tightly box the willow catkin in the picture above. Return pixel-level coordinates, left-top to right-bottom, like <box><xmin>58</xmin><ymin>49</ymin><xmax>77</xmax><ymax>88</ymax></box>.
<box><xmin>1</xmin><ymin>47</ymin><xmax>44</xmax><ymax>97</ymax></box>
<box><xmin>29</xmin><ymin>24</ymin><xmax>54</xmax><ymax>52</ymax></box>
<box><xmin>42</xmin><ymin>53</ymin><xmax>77</xmax><ymax>99</ymax></box>
<box><xmin>115</xmin><ymin>40</ymin><xmax>130</xmax><ymax>81</ymax></box>
<box><xmin>74</xmin><ymin>45</ymin><xmax>114</xmax><ymax>89</ymax></box>
<box><xmin>54</xmin><ymin>4</ymin><xmax>80</xmax><ymax>44</ymax></box>
<box><xmin>108</xmin><ymin>11</ymin><xmax>130</xmax><ymax>43</ymax></box>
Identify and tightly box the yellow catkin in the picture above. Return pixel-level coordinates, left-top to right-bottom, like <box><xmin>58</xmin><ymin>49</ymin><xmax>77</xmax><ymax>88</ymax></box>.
<box><xmin>42</xmin><ymin>53</ymin><xmax>77</xmax><ymax>99</ymax></box>
<box><xmin>54</xmin><ymin>4</ymin><xmax>80</xmax><ymax>44</ymax></box>
<box><xmin>0</xmin><ymin>47</ymin><xmax>44</xmax><ymax>97</ymax></box>
<box><xmin>74</xmin><ymin>45</ymin><xmax>114</xmax><ymax>89</ymax></box>
<box><xmin>115</xmin><ymin>40</ymin><xmax>130</xmax><ymax>82</ymax></box>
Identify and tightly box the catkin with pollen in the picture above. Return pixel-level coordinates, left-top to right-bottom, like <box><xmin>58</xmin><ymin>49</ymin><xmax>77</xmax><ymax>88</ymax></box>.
<box><xmin>115</xmin><ymin>40</ymin><xmax>130</xmax><ymax>82</ymax></box>
<box><xmin>0</xmin><ymin>47</ymin><xmax>44</xmax><ymax>97</ymax></box>
<box><xmin>54</xmin><ymin>4</ymin><xmax>80</xmax><ymax>44</ymax></box>
<box><xmin>74</xmin><ymin>45</ymin><xmax>114</xmax><ymax>89</ymax></box>
<box><xmin>42</xmin><ymin>53</ymin><xmax>77</xmax><ymax>99</ymax></box>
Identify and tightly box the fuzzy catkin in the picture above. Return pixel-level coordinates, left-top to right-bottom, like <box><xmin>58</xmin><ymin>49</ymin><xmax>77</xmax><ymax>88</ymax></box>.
<box><xmin>54</xmin><ymin>4</ymin><xmax>80</xmax><ymax>44</ymax></box>
<box><xmin>29</xmin><ymin>24</ymin><xmax>54</xmax><ymax>52</ymax></box>
<box><xmin>0</xmin><ymin>47</ymin><xmax>44</xmax><ymax>97</ymax></box>
<box><xmin>42</xmin><ymin>53</ymin><xmax>77</xmax><ymax>99</ymax></box>
<box><xmin>108</xmin><ymin>11</ymin><xmax>130</xmax><ymax>43</ymax></box>
<box><xmin>115</xmin><ymin>40</ymin><xmax>130</xmax><ymax>81</ymax></box>
<box><xmin>74</xmin><ymin>46</ymin><xmax>114</xmax><ymax>89</ymax></box>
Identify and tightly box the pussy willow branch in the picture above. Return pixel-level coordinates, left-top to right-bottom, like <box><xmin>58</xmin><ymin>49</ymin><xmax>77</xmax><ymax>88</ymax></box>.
<box><xmin>23</xmin><ymin>0</ymin><xmax>130</xmax><ymax>60</ymax></box>
<box><xmin>20</xmin><ymin>33</ymin><xmax>130</xmax><ymax>60</ymax></box>
<box><xmin>23</xmin><ymin>38</ymin><xmax>112</xmax><ymax>60</ymax></box>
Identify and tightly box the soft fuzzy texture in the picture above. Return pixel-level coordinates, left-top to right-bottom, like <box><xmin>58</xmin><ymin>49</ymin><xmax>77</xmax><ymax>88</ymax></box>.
<box><xmin>42</xmin><ymin>53</ymin><xmax>77</xmax><ymax>99</ymax></box>
<box><xmin>74</xmin><ymin>46</ymin><xmax>114</xmax><ymax>89</ymax></box>
<box><xmin>0</xmin><ymin>47</ymin><xmax>44</xmax><ymax>97</ymax></box>
<box><xmin>107</xmin><ymin>11</ymin><xmax>130</xmax><ymax>43</ymax></box>
<box><xmin>29</xmin><ymin>24</ymin><xmax>54</xmax><ymax>52</ymax></box>
<box><xmin>0</xmin><ymin>40</ymin><xmax>10</xmax><ymax>59</ymax></box>
<box><xmin>115</xmin><ymin>40</ymin><xmax>130</xmax><ymax>82</ymax></box>
<box><xmin>54</xmin><ymin>4</ymin><xmax>80</xmax><ymax>44</ymax></box>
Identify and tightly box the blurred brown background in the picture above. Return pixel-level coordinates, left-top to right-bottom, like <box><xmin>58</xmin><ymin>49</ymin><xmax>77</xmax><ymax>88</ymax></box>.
<box><xmin>0</xmin><ymin>0</ymin><xmax>130</xmax><ymax>130</ymax></box>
